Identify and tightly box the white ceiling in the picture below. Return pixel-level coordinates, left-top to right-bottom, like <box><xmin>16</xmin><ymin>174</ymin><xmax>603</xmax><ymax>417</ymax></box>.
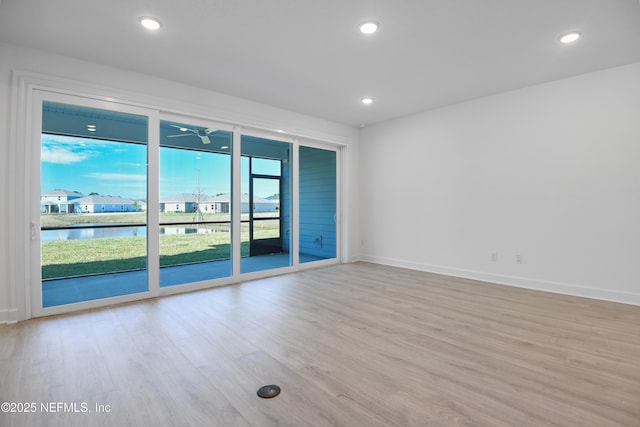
<box><xmin>1</xmin><ymin>0</ymin><xmax>639</xmax><ymax>127</ymax></box>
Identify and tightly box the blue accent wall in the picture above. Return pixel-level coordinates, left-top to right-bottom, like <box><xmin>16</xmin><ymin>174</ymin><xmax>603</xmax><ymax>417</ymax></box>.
<box><xmin>299</xmin><ymin>146</ymin><xmax>336</xmax><ymax>259</ymax></box>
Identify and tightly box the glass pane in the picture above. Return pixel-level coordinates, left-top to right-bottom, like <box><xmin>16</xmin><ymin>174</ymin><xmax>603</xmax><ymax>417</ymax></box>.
<box><xmin>40</xmin><ymin>101</ymin><xmax>148</xmax><ymax>307</ymax></box>
<box><xmin>251</xmin><ymin>157</ymin><xmax>281</xmax><ymax>176</ymax></box>
<box><xmin>299</xmin><ymin>146</ymin><xmax>337</xmax><ymax>263</ymax></box>
<box><xmin>240</xmin><ymin>135</ymin><xmax>291</xmax><ymax>273</ymax></box>
<box><xmin>159</xmin><ymin>120</ymin><xmax>232</xmax><ymax>286</ymax></box>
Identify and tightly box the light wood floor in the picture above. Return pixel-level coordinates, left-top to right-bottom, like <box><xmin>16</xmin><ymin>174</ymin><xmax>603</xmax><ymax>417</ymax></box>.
<box><xmin>1</xmin><ymin>262</ymin><xmax>639</xmax><ymax>426</ymax></box>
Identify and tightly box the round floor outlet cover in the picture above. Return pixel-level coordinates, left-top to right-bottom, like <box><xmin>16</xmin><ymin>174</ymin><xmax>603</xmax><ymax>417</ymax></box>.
<box><xmin>257</xmin><ymin>384</ymin><xmax>281</xmax><ymax>398</ymax></box>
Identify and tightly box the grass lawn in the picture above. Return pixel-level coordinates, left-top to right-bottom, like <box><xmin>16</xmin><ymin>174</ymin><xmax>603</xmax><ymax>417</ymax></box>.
<box><xmin>41</xmin><ymin>214</ymin><xmax>281</xmax><ymax>280</ymax></box>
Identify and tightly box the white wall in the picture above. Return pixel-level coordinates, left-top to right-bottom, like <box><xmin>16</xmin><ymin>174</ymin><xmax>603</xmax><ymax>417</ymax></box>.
<box><xmin>359</xmin><ymin>62</ymin><xmax>640</xmax><ymax>305</ymax></box>
<box><xmin>0</xmin><ymin>42</ymin><xmax>360</xmax><ymax>322</ymax></box>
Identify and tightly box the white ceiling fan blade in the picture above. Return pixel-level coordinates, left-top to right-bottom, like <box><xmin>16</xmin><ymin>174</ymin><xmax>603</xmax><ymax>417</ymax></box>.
<box><xmin>170</xmin><ymin>124</ymin><xmax>193</xmax><ymax>132</ymax></box>
<box><xmin>168</xmin><ymin>124</ymin><xmax>214</xmax><ymax>143</ymax></box>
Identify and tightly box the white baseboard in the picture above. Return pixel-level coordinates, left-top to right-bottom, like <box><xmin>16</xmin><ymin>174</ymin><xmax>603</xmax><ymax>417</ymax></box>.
<box><xmin>0</xmin><ymin>308</ymin><xmax>19</xmax><ymax>324</ymax></box>
<box><xmin>358</xmin><ymin>255</ymin><xmax>640</xmax><ymax>307</ymax></box>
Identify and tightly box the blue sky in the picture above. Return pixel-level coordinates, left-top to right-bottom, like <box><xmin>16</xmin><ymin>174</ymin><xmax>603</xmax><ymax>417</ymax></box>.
<box><xmin>41</xmin><ymin>135</ymin><xmax>280</xmax><ymax>200</ymax></box>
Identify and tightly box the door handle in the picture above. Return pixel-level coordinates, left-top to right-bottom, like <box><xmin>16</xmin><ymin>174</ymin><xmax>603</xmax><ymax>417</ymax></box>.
<box><xmin>30</xmin><ymin>221</ymin><xmax>38</xmax><ymax>241</ymax></box>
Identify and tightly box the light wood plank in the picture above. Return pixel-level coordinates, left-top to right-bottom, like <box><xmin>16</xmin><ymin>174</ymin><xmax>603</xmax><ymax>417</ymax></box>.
<box><xmin>1</xmin><ymin>262</ymin><xmax>639</xmax><ymax>426</ymax></box>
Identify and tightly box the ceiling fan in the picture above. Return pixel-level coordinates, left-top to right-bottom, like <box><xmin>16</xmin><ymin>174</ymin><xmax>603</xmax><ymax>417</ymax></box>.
<box><xmin>167</xmin><ymin>124</ymin><xmax>216</xmax><ymax>144</ymax></box>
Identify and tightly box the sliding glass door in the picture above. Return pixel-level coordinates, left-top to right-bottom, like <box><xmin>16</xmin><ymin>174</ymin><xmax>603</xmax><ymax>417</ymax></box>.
<box><xmin>298</xmin><ymin>145</ymin><xmax>337</xmax><ymax>263</ymax></box>
<box><xmin>240</xmin><ymin>135</ymin><xmax>292</xmax><ymax>273</ymax></box>
<box><xmin>39</xmin><ymin>99</ymin><xmax>151</xmax><ymax>308</ymax></box>
<box><xmin>28</xmin><ymin>89</ymin><xmax>341</xmax><ymax>317</ymax></box>
<box><xmin>159</xmin><ymin>118</ymin><xmax>233</xmax><ymax>286</ymax></box>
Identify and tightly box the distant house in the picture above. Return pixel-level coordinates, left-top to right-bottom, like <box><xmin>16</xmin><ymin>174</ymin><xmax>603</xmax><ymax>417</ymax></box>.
<box><xmin>265</xmin><ymin>194</ymin><xmax>280</xmax><ymax>210</ymax></box>
<box><xmin>198</xmin><ymin>195</ymin><xmax>225</xmax><ymax>214</ymax></box>
<box><xmin>40</xmin><ymin>189</ymin><xmax>84</xmax><ymax>213</ymax></box>
<box><xmin>160</xmin><ymin>193</ymin><xmax>215</xmax><ymax>213</ymax></box>
<box><xmin>157</xmin><ymin>193</ymin><xmax>267</xmax><ymax>214</ymax></box>
<box><xmin>134</xmin><ymin>200</ymin><xmax>147</xmax><ymax>212</ymax></box>
<box><xmin>71</xmin><ymin>195</ymin><xmax>136</xmax><ymax>213</ymax></box>
<box><xmin>209</xmin><ymin>193</ymin><xmax>278</xmax><ymax>213</ymax></box>
<box><xmin>207</xmin><ymin>194</ymin><xmax>231</xmax><ymax>214</ymax></box>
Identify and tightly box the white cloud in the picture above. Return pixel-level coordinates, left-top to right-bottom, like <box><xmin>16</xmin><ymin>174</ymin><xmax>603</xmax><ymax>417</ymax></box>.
<box><xmin>41</xmin><ymin>145</ymin><xmax>96</xmax><ymax>164</ymax></box>
<box><xmin>40</xmin><ymin>135</ymin><xmax>110</xmax><ymax>164</ymax></box>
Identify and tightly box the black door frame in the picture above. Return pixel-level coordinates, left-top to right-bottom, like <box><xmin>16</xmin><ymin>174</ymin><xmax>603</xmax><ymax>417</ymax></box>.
<box><xmin>248</xmin><ymin>159</ymin><xmax>283</xmax><ymax>256</ymax></box>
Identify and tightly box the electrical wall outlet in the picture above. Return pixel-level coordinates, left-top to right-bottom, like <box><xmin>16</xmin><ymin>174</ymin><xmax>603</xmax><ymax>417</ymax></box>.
<box><xmin>491</xmin><ymin>252</ymin><xmax>498</xmax><ymax>262</ymax></box>
<box><xmin>516</xmin><ymin>254</ymin><xmax>523</xmax><ymax>264</ymax></box>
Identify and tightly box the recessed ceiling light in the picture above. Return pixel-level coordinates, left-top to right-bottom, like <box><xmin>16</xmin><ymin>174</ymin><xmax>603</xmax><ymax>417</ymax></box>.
<box><xmin>139</xmin><ymin>16</ymin><xmax>162</xmax><ymax>31</ymax></box>
<box><xmin>559</xmin><ymin>32</ymin><xmax>581</xmax><ymax>44</ymax></box>
<box><xmin>359</xmin><ymin>21</ymin><xmax>379</xmax><ymax>35</ymax></box>
<box><xmin>361</xmin><ymin>97</ymin><xmax>374</xmax><ymax>105</ymax></box>
<box><xmin>220</xmin><ymin>145</ymin><xmax>229</xmax><ymax>150</ymax></box>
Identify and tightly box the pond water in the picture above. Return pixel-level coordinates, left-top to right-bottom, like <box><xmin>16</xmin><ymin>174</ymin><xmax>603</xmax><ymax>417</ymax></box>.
<box><xmin>41</xmin><ymin>224</ymin><xmax>229</xmax><ymax>242</ymax></box>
